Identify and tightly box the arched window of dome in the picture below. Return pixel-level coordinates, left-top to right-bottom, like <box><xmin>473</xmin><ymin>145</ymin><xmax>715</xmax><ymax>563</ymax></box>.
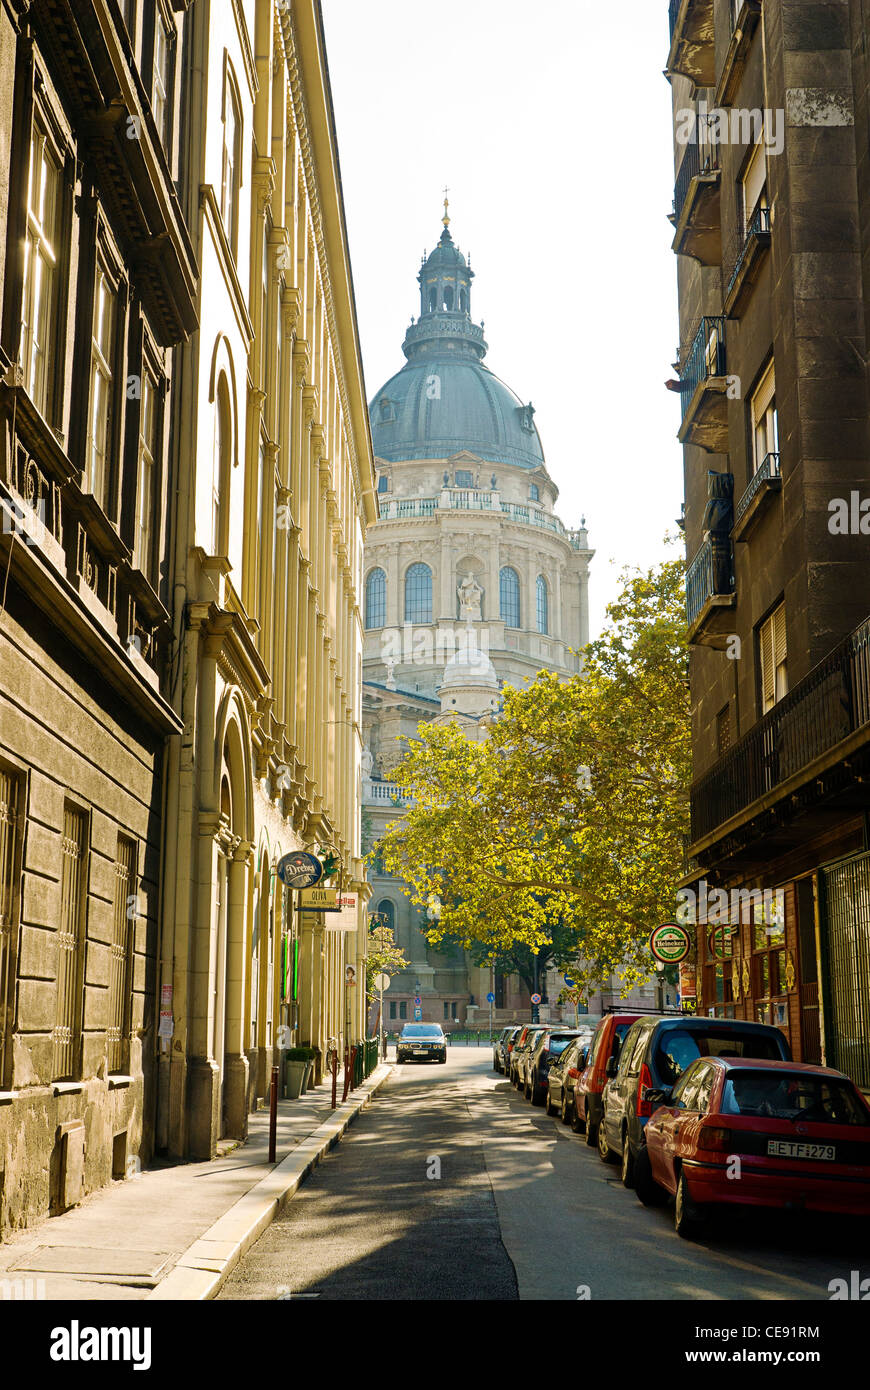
<box><xmin>428</xmin><ymin>287</ymin><xmax>437</xmax><ymax>312</ymax></box>
<box><xmin>378</xmin><ymin>398</ymin><xmax>395</xmax><ymax>423</ymax></box>
<box><xmin>365</xmin><ymin>568</ymin><xmax>386</xmax><ymax>630</ymax></box>
<box><xmin>405</xmin><ymin>562</ymin><xmax>432</xmax><ymax>624</ymax></box>
<box><xmin>459</xmin><ymin>288</ymin><xmax>468</xmax><ymax>313</ymax></box>
<box><xmin>529</xmin><ymin>483</ymin><xmax>540</xmax><ymax>502</ymax></box>
<box><xmin>500</xmin><ymin>567</ymin><xmax>520</xmax><ymax>629</ymax></box>
<box><xmin>536</xmin><ymin>575</ymin><xmax>549</xmax><ymax>635</ymax></box>
<box><xmin>443</xmin><ymin>285</ymin><xmax>453</xmax><ymax>310</ymax></box>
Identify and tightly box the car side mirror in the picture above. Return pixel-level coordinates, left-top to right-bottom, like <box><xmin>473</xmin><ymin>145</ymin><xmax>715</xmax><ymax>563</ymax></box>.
<box><xmin>605</xmin><ymin>1056</ymin><xmax>618</xmax><ymax>1078</ymax></box>
<box><xmin>643</xmin><ymin>1087</ymin><xmax>671</xmax><ymax>1107</ymax></box>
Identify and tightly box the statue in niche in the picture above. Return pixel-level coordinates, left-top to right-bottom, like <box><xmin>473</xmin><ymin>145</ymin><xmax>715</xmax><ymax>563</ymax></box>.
<box><xmin>361</xmin><ymin>746</ymin><xmax>374</xmax><ymax>780</ymax></box>
<box><xmin>457</xmin><ymin>572</ymin><xmax>483</xmax><ymax>622</ymax></box>
<box><xmin>443</xmin><ymin>470</ymin><xmax>450</xmax><ymax>487</ymax></box>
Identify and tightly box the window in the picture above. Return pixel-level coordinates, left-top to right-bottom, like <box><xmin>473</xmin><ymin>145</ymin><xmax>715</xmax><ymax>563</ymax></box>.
<box><xmin>536</xmin><ymin>575</ymin><xmax>549</xmax><ymax>635</ymax></box>
<box><xmin>376</xmin><ymin>900</ymin><xmax>395</xmax><ymax>933</ymax></box>
<box><xmin>221</xmin><ymin>65</ymin><xmax>242</xmax><ymax>257</ymax></box>
<box><xmin>741</xmin><ymin>135</ymin><xmax>768</xmax><ymax>234</ymax></box>
<box><xmin>750</xmin><ymin>361</ymin><xmax>778</xmax><ymax>473</ymax></box>
<box><xmin>389</xmin><ymin>1001</ymin><xmax>396</xmax><ymax>1020</ymax></box>
<box><xmin>211</xmin><ymin>375</ymin><xmax>232</xmax><ymax>554</ymax></box>
<box><xmin>135</xmin><ymin>371</ymin><xmax>158</xmax><ymax>583</ymax></box>
<box><xmin>404</xmin><ymin>562</ymin><xmax>432</xmax><ymax>624</ymax></box>
<box><xmin>54</xmin><ymin>805</ymin><xmax>87</xmax><ymax>1080</ymax></box>
<box><xmin>399</xmin><ymin>1000</ymin><xmax>407</xmax><ymax>1020</ymax></box>
<box><xmin>364</xmin><ymin>569</ymin><xmax>385</xmax><ymax>629</ymax></box>
<box><xmin>759</xmin><ymin>602</ymin><xmax>787</xmax><ymax>713</ymax></box>
<box><xmin>377</xmin><ymin>474</ymin><xmax>389</xmax><ymax>493</ymax></box>
<box><xmin>151</xmin><ymin>13</ymin><xmax>171</xmax><ymax>148</ymax></box>
<box><xmin>529</xmin><ymin>484</ymin><xmax>539</xmax><ymax>502</ymax></box>
<box><xmin>752</xmin><ymin>894</ymin><xmax>786</xmax><ymax>1026</ymax></box>
<box><xmin>455</xmin><ymin>469</ymin><xmax>473</xmax><ymax>488</ymax></box>
<box><xmin>499</xmin><ymin>566</ymin><xmax>520</xmax><ymax>628</ymax></box>
<box><xmin>86</xmin><ymin>265</ymin><xmax>117</xmax><ymax>512</ymax></box>
<box><xmin>20</xmin><ymin>121</ymin><xmax>61</xmax><ymax>417</ymax></box>
<box><xmin>0</xmin><ymin>768</ymin><xmax>20</xmax><ymax>1088</ymax></box>
<box><xmin>107</xmin><ymin>837</ymin><xmax>137</xmax><ymax>1073</ymax></box>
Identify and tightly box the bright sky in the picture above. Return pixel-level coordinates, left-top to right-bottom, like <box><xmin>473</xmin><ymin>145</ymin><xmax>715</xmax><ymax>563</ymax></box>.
<box><xmin>321</xmin><ymin>0</ymin><xmax>684</xmax><ymax>639</ymax></box>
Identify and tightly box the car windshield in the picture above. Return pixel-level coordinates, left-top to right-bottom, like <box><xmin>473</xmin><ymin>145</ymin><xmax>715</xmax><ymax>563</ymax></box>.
<box><xmin>721</xmin><ymin>1072</ymin><xmax>870</xmax><ymax>1125</ymax></box>
<box><xmin>401</xmin><ymin>1026</ymin><xmax>443</xmax><ymax>1039</ymax></box>
<box><xmin>656</xmin><ymin>1029</ymin><xmax>784</xmax><ymax>1084</ymax></box>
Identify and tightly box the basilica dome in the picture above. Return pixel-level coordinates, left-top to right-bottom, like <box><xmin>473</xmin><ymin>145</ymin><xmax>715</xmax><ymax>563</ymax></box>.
<box><xmin>369</xmin><ymin>217</ymin><xmax>545</xmax><ymax>470</ymax></box>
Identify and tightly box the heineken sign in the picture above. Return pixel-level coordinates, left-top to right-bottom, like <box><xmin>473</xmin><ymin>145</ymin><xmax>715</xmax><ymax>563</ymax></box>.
<box><xmin>650</xmin><ymin>922</ymin><xmax>692</xmax><ymax>964</ymax></box>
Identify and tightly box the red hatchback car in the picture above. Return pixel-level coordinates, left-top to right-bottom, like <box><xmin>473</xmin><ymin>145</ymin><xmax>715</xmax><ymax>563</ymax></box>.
<box><xmin>573</xmin><ymin>1013</ymin><xmax>647</xmax><ymax>1145</ymax></box>
<box><xmin>639</xmin><ymin>1056</ymin><xmax>870</xmax><ymax>1238</ymax></box>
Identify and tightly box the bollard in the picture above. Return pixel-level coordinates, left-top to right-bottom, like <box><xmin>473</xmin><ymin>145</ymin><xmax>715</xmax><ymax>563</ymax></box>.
<box><xmin>268</xmin><ymin>1063</ymin><xmax>279</xmax><ymax>1163</ymax></box>
<box><xmin>331</xmin><ymin>1048</ymin><xmax>338</xmax><ymax>1110</ymax></box>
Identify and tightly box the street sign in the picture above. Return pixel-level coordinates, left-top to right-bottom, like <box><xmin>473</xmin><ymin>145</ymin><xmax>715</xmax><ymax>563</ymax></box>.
<box><xmin>563</xmin><ymin>975</ymin><xmax>576</xmax><ymax>987</ymax></box>
<box><xmin>373</xmin><ymin>973</ymin><xmax>391</xmax><ymax>991</ymax></box>
<box><xmin>414</xmin><ymin>1007</ymin><xmax>422</xmax><ymax>1021</ymax></box>
<box><xmin>486</xmin><ymin>992</ymin><xmax>495</xmax><ymax>1003</ymax></box>
<box><xmin>276</xmin><ymin>851</ymin><xmax>323</xmax><ymax>889</ymax></box>
<box><xmin>530</xmin><ymin>992</ymin><xmax>542</xmax><ymax>1004</ymax></box>
<box><xmin>650</xmin><ymin>922</ymin><xmax>692</xmax><ymax>964</ymax></box>
<box><xmin>413</xmin><ymin>995</ymin><xmax>422</xmax><ymax>1006</ymax></box>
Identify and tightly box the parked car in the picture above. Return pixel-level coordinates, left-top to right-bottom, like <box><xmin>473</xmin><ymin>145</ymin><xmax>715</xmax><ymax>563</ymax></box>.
<box><xmin>396</xmin><ymin>1023</ymin><xmax>448</xmax><ymax>1063</ymax></box>
<box><xmin>493</xmin><ymin>1025</ymin><xmax>520</xmax><ymax>1074</ymax></box>
<box><xmin>574</xmin><ymin>1013</ymin><xmax>646</xmax><ymax>1145</ymax></box>
<box><xmin>545</xmin><ymin>1036</ymin><xmax>590</xmax><ymax>1124</ymax></box>
<box><xmin>639</xmin><ymin>1056</ymin><xmax>870</xmax><ymax>1237</ymax></box>
<box><xmin>524</xmin><ymin>1029</ymin><xmax>585</xmax><ymax>1105</ymax></box>
<box><xmin>510</xmin><ymin>1025</ymin><xmax>547</xmax><ymax>1087</ymax></box>
<box><xmin>597</xmin><ymin>1015</ymin><xmax>792</xmax><ymax>1188</ymax></box>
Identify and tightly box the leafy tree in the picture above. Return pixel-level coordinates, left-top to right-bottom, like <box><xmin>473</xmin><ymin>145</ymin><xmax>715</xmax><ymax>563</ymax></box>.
<box><xmin>378</xmin><ymin>557</ymin><xmax>689</xmax><ymax>991</ymax></box>
<box><xmin>365</xmin><ymin>919</ymin><xmax>410</xmax><ymax>1000</ymax></box>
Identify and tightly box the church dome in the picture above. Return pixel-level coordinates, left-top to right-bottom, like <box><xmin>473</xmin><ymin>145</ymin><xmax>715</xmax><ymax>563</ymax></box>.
<box><xmin>369</xmin><ymin>211</ymin><xmax>545</xmax><ymax>470</ymax></box>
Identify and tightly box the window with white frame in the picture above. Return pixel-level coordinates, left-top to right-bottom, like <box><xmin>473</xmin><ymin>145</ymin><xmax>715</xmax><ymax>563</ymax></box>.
<box><xmin>536</xmin><ymin>575</ymin><xmax>549</xmax><ymax>635</ymax></box>
<box><xmin>152</xmin><ymin>11</ymin><xmax>171</xmax><ymax>148</ymax></box>
<box><xmin>135</xmin><ymin>371</ymin><xmax>158</xmax><ymax>582</ymax></box>
<box><xmin>750</xmin><ymin>361</ymin><xmax>778</xmax><ymax>473</ymax></box>
<box><xmin>19</xmin><ymin>121</ymin><xmax>61</xmax><ymax>417</ymax></box>
<box><xmin>87</xmin><ymin>265</ymin><xmax>117</xmax><ymax>511</ymax></box>
<box><xmin>759</xmin><ymin>602</ymin><xmax>787</xmax><ymax>714</ymax></box>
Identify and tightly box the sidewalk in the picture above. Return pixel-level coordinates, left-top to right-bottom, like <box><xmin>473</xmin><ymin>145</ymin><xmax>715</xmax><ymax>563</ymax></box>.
<box><xmin>0</xmin><ymin>1063</ymin><xmax>392</xmax><ymax>1301</ymax></box>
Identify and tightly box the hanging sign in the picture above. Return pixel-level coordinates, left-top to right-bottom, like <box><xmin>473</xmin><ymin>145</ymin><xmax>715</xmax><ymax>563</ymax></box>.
<box><xmin>323</xmin><ymin>892</ymin><xmax>359</xmax><ymax>930</ymax></box>
<box><xmin>276</xmin><ymin>851</ymin><xmax>323</xmax><ymax>889</ymax></box>
<box><xmin>299</xmin><ymin>887</ymin><xmax>339</xmax><ymax>910</ymax></box>
<box><xmin>650</xmin><ymin>922</ymin><xmax>692</xmax><ymax>964</ymax></box>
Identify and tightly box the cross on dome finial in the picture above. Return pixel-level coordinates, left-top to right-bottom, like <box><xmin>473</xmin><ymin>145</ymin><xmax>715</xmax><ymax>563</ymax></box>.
<box><xmin>442</xmin><ymin>185</ymin><xmax>450</xmax><ymax>227</ymax></box>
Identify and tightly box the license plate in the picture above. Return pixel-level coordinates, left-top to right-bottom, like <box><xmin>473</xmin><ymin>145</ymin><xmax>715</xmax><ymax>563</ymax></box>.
<box><xmin>767</xmin><ymin>1140</ymin><xmax>835</xmax><ymax>1161</ymax></box>
<box><xmin>413</xmin><ymin>1048</ymin><xmax>427</xmax><ymax>1055</ymax></box>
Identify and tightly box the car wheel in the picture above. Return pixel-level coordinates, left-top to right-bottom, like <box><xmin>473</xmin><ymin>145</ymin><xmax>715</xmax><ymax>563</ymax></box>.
<box><xmin>523</xmin><ymin>1073</ymin><xmax>532</xmax><ymax>1100</ymax></box>
<box><xmin>674</xmin><ymin>1170</ymin><xmax>704</xmax><ymax>1239</ymax></box>
<box><xmin>620</xmin><ymin>1134</ymin><xmax>636</xmax><ymax>1189</ymax></box>
<box><xmin>559</xmin><ymin>1090</ymin><xmax>571</xmax><ymax>1125</ymax></box>
<box><xmin>439</xmin><ymin>1055</ymin><xmax>447</xmax><ymax>1064</ymax></box>
<box><xmin>530</xmin><ymin>1073</ymin><xmax>543</xmax><ymax>1106</ymax></box>
<box><xmin>544</xmin><ymin>1088</ymin><xmax>555</xmax><ymax>1116</ymax></box>
<box><xmin>634</xmin><ymin>1147</ymin><xmax>668</xmax><ymax>1208</ymax></box>
<box><xmin>584</xmin><ymin>1117</ymin><xmax>597</xmax><ymax>1146</ymax></box>
<box><xmin>570</xmin><ymin>1096</ymin><xmax>586</xmax><ymax>1134</ymax></box>
<box><xmin>597</xmin><ymin>1115</ymin><xmax>618</xmax><ymax>1164</ymax></box>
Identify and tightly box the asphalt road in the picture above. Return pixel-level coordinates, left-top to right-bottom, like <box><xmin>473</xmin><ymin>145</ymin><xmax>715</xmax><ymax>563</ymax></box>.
<box><xmin>218</xmin><ymin>1048</ymin><xmax>868</xmax><ymax>1301</ymax></box>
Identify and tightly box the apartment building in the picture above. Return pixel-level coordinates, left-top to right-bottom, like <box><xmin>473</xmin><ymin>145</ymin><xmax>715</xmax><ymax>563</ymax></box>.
<box><xmin>668</xmin><ymin>0</ymin><xmax>870</xmax><ymax>1083</ymax></box>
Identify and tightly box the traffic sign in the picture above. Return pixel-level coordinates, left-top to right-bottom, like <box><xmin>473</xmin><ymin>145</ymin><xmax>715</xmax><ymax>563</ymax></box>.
<box><xmin>373</xmin><ymin>973</ymin><xmax>391</xmax><ymax>992</ymax></box>
<box><xmin>530</xmin><ymin>992</ymin><xmax>542</xmax><ymax>1005</ymax></box>
<box><xmin>486</xmin><ymin>992</ymin><xmax>495</xmax><ymax>1003</ymax></box>
<box><xmin>563</xmin><ymin>975</ymin><xmax>576</xmax><ymax>987</ymax></box>
<box><xmin>413</xmin><ymin>995</ymin><xmax>422</xmax><ymax>1006</ymax></box>
<box><xmin>414</xmin><ymin>1007</ymin><xmax>422</xmax><ymax>1021</ymax></box>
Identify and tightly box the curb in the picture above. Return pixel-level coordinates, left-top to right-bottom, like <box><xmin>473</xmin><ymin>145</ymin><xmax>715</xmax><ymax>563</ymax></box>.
<box><xmin>146</xmin><ymin>1062</ymin><xmax>393</xmax><ymax>1300</ymax></box>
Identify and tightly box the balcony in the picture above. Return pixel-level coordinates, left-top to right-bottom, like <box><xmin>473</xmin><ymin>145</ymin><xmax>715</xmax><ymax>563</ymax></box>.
<box><xmin>686</xmin><ymin>533</ymin><xmax>735</xmax><ymax>645</ymax></box>
<box><xmin>378</xmin><ymin>497</ymin><xmax>437</xmax><ymax>519</ymax></box>
<box><xmin>678</xmin><ymin>316</ymin><xmax>730</xmax><ymax>453</ymax></box>
<box><xmin>715</xmin><ymin>0</ymin><xmax>762</xmax><ymax>109</ymax></box>
<box><xmin>376</xmin><ymin>489</ymin><xmax>590</xmax><ymax>550</ymax></box>
<box><xmin>667</xmin><ymin>0</ymin><xmax>716</xmax><ymax>90</ymax></box>
<box><xmin>723</xmin><ymin>205</ymin><xmax>772</xmax><ymax>317</ymax></box>
<box><xmin>363</xmin><ymin>779</ymin><xmax>412</xmax><ymax>808</ymax></box>
<box><xmin>690</xmin><ymin>615</ymin><xmax>870</xmax><ymax>849</ymax></box>
<box><xmin>732</xmin><ymin>452</ymin><xmax>781</xmax><ymax>541</ymax></box>
<box><xmin>672</xmin><ymin>129</ymin><xmax>722</xmax><ymax>264</ymax></box>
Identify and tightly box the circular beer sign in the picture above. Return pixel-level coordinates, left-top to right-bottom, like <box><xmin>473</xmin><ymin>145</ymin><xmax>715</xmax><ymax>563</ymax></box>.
<box><xmin>650</xmin><ymin>922</ymin><xmax>692</xmax><ymax>964</ymax></box>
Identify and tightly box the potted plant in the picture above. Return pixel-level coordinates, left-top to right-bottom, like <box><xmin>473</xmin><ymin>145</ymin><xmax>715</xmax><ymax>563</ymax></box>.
<box><xmin>283</xmin><ymin>1047</ymin><xmax>311</xmax><ymax>1099</ymax></box>
<box><xmin>300</xmin><ymin>1042</ymin><xmax>320</xmax><ymax>1090</ymax></box>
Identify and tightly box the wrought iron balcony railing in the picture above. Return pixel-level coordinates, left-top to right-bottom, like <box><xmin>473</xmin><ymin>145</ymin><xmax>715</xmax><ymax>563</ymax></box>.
<box><xmin>734</xmin><ymin>452</ymin><xmax>781</xmax><ymax>525</ymax></box>
<box><xmin>680</xmin><ymin>316</ymin><xmax>727</xmax><ymax>420</ymax></box>
<box><xmin>691</xmin><ymin>614</ymin><xmax>870</xmax><ymax>844</ymax></box>
<box><xmin>673</xmin><ymin>123</ymin><xmax>721</xmax><ymax>224</ymax></box>
<box><xmin>723</xmin><ymin>203</ymin><xmax>772</xmax><ymax>300</ymax></box>
<box><xmin>686</xmin><ymin>533</ymin><xmax>735</xmax><ymax>629</ymax></box>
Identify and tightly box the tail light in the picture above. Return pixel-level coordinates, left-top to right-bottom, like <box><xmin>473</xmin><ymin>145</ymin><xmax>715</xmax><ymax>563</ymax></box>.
<box><xmin>636</xmin><ymin>1063</ymin><xmax>654</xmax><ymax>1117</ymax></box>
<box><xmin>698</xmin><ymin>1125</ymin><xmax>731</xmax><ymax>1151</ymax></box>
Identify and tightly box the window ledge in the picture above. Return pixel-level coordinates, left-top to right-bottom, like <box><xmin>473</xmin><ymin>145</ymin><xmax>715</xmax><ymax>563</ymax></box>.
<box><xmin>107</xmin><ymin>1074</ymin><xmax>134</xmax><ymax>1088</ymax></box>
<box><xmin>0</xmin><ymin>1091</ymin><xmax>16</xmax><ymax>1104</ymax></box>
<box><xmin>52</xmin><ymin>1082</ymin><xmax>84</xmax><ymax>1096</ymax></box>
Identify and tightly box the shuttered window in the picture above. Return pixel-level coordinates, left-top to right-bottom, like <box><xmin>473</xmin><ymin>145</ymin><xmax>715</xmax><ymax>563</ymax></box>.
<box><xmin>759</xmin><ymin>603</ymin><xmax>787</xmax><ymax>714</ymax></box>
<box><xmin>107</xmin><ymin>836</ymin><xmax>136</xmax><ymax>1073</ymax></box>
<box><xmin>0</xmin><ymin>769</ymin><xmax>20</xmax><ymax>1087</ymax></box>
<box><xmin>54</xmin><ymin>806</ymin><xmax>87</xmax><ymax>1080</ymax></box>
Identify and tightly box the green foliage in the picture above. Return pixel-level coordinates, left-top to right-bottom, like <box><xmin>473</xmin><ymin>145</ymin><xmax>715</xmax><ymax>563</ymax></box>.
<box><xmin>378</xmin><ymin>557</ymin><xmax>690</xmax><ymax>990</ymax></box>
<box><xmin>365</xmin><ymin>921</ymin><xmax>410</xmax><ymax>998</ymax></box>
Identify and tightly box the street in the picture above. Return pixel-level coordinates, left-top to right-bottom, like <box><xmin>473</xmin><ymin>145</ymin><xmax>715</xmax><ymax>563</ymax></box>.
<box><xmin>218</xmin><ymin>1050</ymin><xmax>866</xmax><ymax>1301</ymax></box>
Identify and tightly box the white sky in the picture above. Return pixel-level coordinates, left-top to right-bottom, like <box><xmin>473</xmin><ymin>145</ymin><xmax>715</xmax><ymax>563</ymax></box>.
<box><xmin>321</xmin><ymin>0</ymin><xmax>684</xmax><ymax>639</ymax></box>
